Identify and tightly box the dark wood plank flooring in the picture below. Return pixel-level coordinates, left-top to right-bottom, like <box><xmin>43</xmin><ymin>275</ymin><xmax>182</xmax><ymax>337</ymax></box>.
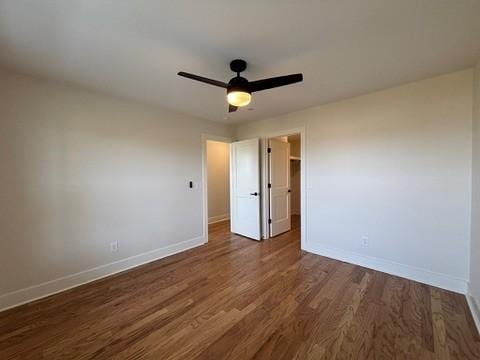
<box><xmin>1</xmin><ymin>216</ymin><xmax>479</xmax><ymax>359</ymax></box>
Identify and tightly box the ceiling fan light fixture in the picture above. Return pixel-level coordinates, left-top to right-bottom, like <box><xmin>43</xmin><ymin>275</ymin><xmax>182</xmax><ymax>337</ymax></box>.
<box><xmin>178</xmin><ymin>59</ymin><xmax>303</xmax><ymax>113</ymax></box>
<box><xmin>227</xmin><ymin>90</ymin><xmax>251</xmax><ymax>107</ymax></box>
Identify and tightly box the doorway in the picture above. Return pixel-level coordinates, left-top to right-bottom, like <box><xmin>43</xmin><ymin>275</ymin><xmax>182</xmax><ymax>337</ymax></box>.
<box><xmin>202</xmin><ymin>129</ymin><xmax>305</xmax><ymax>246</ymax></box>
<box><xmin>267</xmin><ymin>134</ymin><xmax>301</xmax><ymax>238</ymax></box>
<box><xmin>203</xmin><ymin>136</ymin><xmax>231</xmax><ymax>241</ymax></box>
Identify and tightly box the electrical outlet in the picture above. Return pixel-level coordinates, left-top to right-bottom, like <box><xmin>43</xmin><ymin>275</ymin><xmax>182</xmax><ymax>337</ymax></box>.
<box><xmin>110</xmin><ymin>241</ymin><xmax>119</xmax><ymax>252</ymax></box>
<box><xmin>361</xmin><ymin>236</ymin><xmax>369</xmax><ymax>246</ymax></box>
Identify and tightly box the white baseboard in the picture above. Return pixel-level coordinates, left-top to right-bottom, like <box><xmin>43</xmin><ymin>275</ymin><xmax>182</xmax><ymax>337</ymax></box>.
<box><xmin>0</xmin><ymin>235</ymin><xmax>206</xmax><ymax>312</ymax></box>
<box><xmin>303</xmin><ymin>244</ymin><xmax>468</xmax><ymax>294</ymax></box>
<box><xmin>208</xmin><ymin>214</ymin><xmax>230</xmax><ymax>224</ymax></box>
<box><xmin>467</xmin><ymin>295</ymin><xmax>480</xmax><ymax>336</ymax></box>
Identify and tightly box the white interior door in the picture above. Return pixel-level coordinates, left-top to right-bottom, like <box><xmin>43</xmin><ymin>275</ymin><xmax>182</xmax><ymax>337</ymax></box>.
<box><xmin>269</xmin><ymin>138</ymin><xmax>291</xmax><ymax>237</ymax></box>
<box><xmin>230</xmin><ymin>138</ymin><xmax>261</xmax><ymax>240</ymax></box>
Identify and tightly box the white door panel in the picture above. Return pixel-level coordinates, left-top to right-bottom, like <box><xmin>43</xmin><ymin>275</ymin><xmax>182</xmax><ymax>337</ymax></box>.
<box><xmin>269</xmin><ymin>139</ymin><xmax>291</xmax><ymax>237</ymax></box>
<box><xmin>230</xmin><ymin>139</ymin><xmax>261</xmax><ymax>240</ymax></box>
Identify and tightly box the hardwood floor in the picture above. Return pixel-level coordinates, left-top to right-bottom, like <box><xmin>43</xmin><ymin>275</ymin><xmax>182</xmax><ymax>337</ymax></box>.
<box><xmin>1</xmin><ymin>216</ymin><xmax>479</xmax><ymax>359</ymax></box>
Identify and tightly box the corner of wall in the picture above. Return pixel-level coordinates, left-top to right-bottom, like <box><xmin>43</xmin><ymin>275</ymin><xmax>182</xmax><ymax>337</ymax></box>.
<box><xmin>468</xmin><ymin>60</ymin><xmax>480</xmax><ymax>335</ymax></box>
<box><xmin>467</xmin><ymin>290</ymin><xmax>480</xmax><ymax>336</ymax></box>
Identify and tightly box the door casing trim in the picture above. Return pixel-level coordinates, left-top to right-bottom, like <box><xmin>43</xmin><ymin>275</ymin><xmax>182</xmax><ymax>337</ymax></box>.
<box><xmin>262</xmin><ymin>127</ymin><xmax>306</xmax><ymax>250</ymax></box>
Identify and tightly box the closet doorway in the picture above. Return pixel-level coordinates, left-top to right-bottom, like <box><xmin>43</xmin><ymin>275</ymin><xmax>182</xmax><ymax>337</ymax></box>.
<box><xmin>267</xmin><ymin>133</ymin><xmax>301</xmax><ymax>238</ymax></box>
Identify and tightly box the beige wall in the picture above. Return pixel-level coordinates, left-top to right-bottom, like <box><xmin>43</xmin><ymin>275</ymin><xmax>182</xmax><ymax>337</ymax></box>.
<box><xmin>471</xmin><ymin>61</ymin><xmax>480</xmax><ymax>301</ymax></box>
<box><xmin>289</xmin><ymin>138</ymin><xmax>301</xmax><ymax>215</ymax></box>
<box><xmin>235</xmin><ymin>70</ymin><xmax>473</xmax><ymax>292</ymax></box>
<box><xmin>290</xmin><ymin>159</ymin><xmax>301</xmax><ymax>215</ymax></box>
<box><xmin>0</xmin><ymin>69</ymin><xmax>231</xmax><ymax>309</ymax></box>
<box><xmin>207</xmin><ymin>141</ymin><xmax>230</xmax><ymax>222</ymax></box>
<box><xmin>290</xmin><ymin>138</ymin><xmax>301</xmax><ymax>158</ymax></box>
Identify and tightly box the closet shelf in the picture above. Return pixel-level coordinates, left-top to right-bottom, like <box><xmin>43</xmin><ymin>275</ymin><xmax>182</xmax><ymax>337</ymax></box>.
<box><xmin>290</xmin><ymin>156</ymin><xmax>301</xmax><ymax>161</ymax></box>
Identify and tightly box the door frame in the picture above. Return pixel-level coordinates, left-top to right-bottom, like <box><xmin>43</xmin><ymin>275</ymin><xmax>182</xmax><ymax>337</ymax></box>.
<box><xmin>202</xmin><ymin>128</ymin><xmax>307</xmax><ymax>248</ymax></box>
<box><xmin>262</xmin><ymin>127</ymin><xmax>306</xmax><ymax>249</ymax></box>
<box><xmin>201</xmin><ymin>134</ymin><xmax>232</xmax><ymax>244</ymax></box>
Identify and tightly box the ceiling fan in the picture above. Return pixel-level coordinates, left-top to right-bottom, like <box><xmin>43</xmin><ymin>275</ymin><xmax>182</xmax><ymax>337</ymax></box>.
<box><xmin>178</xmin><ymin>59</ymin><xmax>303</xmax><ymax>113</ymax></box>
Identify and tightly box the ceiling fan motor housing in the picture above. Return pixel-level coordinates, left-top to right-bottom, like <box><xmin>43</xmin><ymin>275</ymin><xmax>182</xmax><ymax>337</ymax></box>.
<box><xmin>227</xmin><ymin>76</ymin><xmax>250</xmax><ymax>94</ymax></box>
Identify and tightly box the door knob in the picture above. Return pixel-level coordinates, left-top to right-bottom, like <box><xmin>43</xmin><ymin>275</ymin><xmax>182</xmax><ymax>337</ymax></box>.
<box><xmin>250</xmin><ymin>192</ymin><xmax>259</xmax><ymax>196</ymax></box>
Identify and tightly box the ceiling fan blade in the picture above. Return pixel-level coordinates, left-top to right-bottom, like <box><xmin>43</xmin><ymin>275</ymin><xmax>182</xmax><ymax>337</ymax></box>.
<box><xmin>228</xmin><ymin>104</ymin><xmax>238</xmax><ymax>113</ymax></box>
<box><xmin>177</xmin><ymin>72</ymin><xmax>227</xmax><ymax>88</ymax></box>
<box><xmin>249</xmin><ymin>73</ymin><xmax>303</xmax><ymax>92</ymax></box>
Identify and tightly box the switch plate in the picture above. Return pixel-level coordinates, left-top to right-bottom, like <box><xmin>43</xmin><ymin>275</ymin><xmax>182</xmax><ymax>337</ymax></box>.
<box><xmin>110</xmin><ymin>241</ymin><xmax>119</xmax><ymax>252</ymax></box>
<box><xmin>361</xmin><ymin>236</ymin><xmax>369</xmax><ymax>246</ymax></box>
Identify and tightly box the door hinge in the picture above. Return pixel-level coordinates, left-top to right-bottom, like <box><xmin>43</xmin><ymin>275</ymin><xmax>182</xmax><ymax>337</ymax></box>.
<box><xmin>268</xmin><ymin>183</ymin><xmax>272</xmax><ymax>189</ymax></box>
<box><xmin>268</xmin><ymin>218</ymin><xmax>272</xmax><ymax>224</ymax></box>
<box><xmin>267</xmin><ymin>147</ymin><xmax>271</xmax><ymax>153</ymax></box>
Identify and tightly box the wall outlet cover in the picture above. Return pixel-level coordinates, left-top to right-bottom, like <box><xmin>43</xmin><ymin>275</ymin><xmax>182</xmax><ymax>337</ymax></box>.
<box><xmin>110</xmin><ymin>241</ymin><xmax>119</xmax><ymax>252</ymax></box>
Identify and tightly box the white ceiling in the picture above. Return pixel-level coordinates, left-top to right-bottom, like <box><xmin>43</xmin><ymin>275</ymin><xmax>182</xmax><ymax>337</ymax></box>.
<box><xmin>0</xmin><ymin>1</ymin><xmax>479</xmax><ymax>123</ymax></box>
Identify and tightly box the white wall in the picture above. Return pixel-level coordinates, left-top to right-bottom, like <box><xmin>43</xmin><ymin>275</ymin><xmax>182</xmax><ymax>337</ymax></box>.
<box><xmin>207</xmin><ymin>141</ymin><xmax>230</xmax><ymax>223</ymax></box>
<box><xmin>0</xmin><ymin>69</ymin><xmax>231</xmax><ymax>310</ymax></box>
<box><xmin>235</xmin><ymin>70</ymin><xmax>473</xmax><ymax>293</ymax></box>
<box><xmin>470</xmin><ymin>61</ymin><xmax>480</xmax><ymax>302</ymax></box>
